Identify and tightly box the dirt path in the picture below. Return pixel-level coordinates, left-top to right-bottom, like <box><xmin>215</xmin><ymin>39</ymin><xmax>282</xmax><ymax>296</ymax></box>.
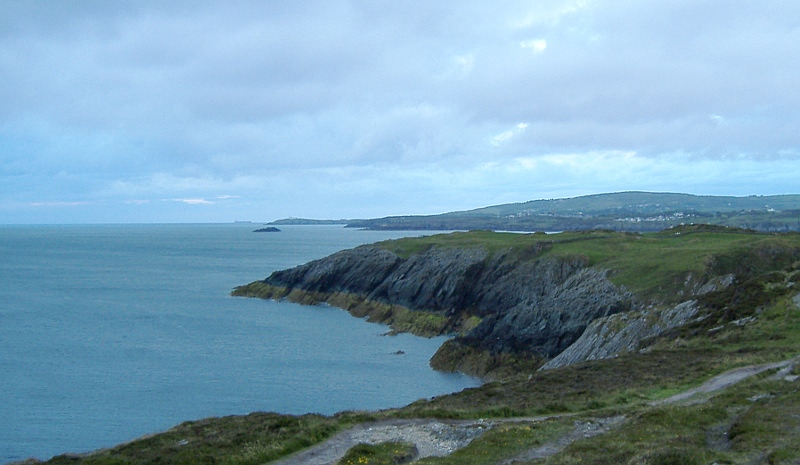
<box><xmin>269</xmin><ymin>419</ymin><xmax>490</xmax><ymax>465</ymax></box>
<box><xmin>268</xmin><ymin>357</ymin><xmax>798</xmax><ymax>464</ymax></box>
<box><xmin>652</xmin><ymin>357</ymin><xmax>798</xmax><ymax>406</ymax></box>
<box><xmin>495</xmin><ymin>415</ymin><xmax>626</xmax><ymax>465</ymax></box>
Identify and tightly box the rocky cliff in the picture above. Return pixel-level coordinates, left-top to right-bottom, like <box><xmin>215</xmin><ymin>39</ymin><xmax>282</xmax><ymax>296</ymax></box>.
<box><xmin>234</xmin><ymin>238</ymin><xmax>637</xmax><ymax>377</ymax></box>
<box><xmin>234</xmin><ymin>227</ymin><xmax>799</xmax><ymax>378</ymax></box>
<box><xmin>540</xmin><ymin>272</ymin><xmax>737</xmax><ymax>370</ymax></box>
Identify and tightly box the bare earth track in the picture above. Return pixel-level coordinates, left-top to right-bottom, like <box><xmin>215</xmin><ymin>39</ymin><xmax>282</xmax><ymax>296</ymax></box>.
<box><xmin>268</xmin><ymin>357</ymin><xmax>799</xmax><ymax>465</ymax></box>
<box><xmin>268</xmin><ymin>419</ymin><xmax>489</xmax><ymax>465</ymax></box>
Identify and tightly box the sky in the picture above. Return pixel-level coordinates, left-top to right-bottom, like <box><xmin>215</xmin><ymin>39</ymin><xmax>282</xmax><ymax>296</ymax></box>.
<box><xmin>1</xmin><ymin>1</ymin><xmax>799</xmax><ymax>224</ymax></box>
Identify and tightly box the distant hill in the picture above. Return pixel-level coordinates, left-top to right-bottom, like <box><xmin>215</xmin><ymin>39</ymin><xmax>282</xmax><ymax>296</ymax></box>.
<box><xmin>336</xmin><ymin>192</ymin><xmax>800</xmax><ymax>232</ymax></box>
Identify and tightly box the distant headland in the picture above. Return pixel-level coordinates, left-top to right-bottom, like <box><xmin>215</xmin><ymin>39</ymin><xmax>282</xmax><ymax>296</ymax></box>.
<box><xmin>269</xmin><ymin>191</ymin><xmax>800</xmax><ymax>232</ymax></box>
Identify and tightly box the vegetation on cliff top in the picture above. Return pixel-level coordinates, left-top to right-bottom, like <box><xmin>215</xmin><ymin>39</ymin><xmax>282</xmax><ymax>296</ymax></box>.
<box><xmin>377</xmin><ymin>225</ymin><xmax>800</xmax><ymax>298</ymax></box>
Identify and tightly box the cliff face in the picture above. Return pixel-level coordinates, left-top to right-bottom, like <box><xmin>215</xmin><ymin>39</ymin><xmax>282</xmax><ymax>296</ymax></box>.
<box><xmin>244</xmin><ymin>243</ymin><xmax>635</xmax><ymax>375</ymax></box>
<box><xmin>267</xmin><ymin>246</ymin><xmax>408</xmax><ymax>296</ymax></box>
<box><xmin>541</xmin><ymin>273</ymin><xmax>736</xmax><ymax>370</ymax></box>
<box><xmin>465</xmin><ymin>266</ymin><xmax>635</xmax><ymax>358</ymax></box>
<box><xmin>540</xmin><ymin>300</ymin><xmax>701</xmax><ymax>370</ymax></box>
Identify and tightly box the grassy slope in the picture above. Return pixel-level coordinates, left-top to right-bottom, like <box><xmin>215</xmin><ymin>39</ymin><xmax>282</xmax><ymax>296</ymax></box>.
<box><xmin>379</xmin><ymin>225</ymin><xmax>800</xmax><ymax>299</ymax></box>
<box><xmin>42</xmin><ymin>226</ymin><xmax>800</xmax><ymax>465</ymax></box>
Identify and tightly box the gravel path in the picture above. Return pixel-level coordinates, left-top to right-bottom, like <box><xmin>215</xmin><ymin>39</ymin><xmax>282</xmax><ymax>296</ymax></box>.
<box><xmin>269</xmin><ymin>419</ymin><xmax>489</xmax><ymax>465</ymax></box>
<box><xmin>652</xmin><ymin>357</ymin><xmax>798</xmax><ymax>406</ymax></box>
<box><xmin>268</xmin><ymin>357</ymin><xmax>799</xmax><ymax>464</ymax></box>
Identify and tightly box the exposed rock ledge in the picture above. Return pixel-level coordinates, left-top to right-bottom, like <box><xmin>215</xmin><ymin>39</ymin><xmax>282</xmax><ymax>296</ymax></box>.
<box><xmin>233</xmin><ymin>243</ymin><xmax>729</xmax><ymax>378</ymax></box>
<box><xmin>541</xmin><ymin>301</ymin><xmax>701</xmax><ymax>369</ymax></box>
<box><xmin>541</xmin><ymin>273</ymin><xmax>735</xmax><ymax>370</ymax></box>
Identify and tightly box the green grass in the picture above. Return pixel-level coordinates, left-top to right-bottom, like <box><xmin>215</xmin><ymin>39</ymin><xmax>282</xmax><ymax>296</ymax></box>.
<box><xmin>415</xmin><ymin>420</ymin><xmax>572</xmax><ymax>465</ymax></box>
<box><xmin>338</xmin><ymin>441</ymin><xmax>419</xmax><ymax>465</ymax></box>
<box><xmin>540</xmin><ymin>405</ymin><xmax>729</xmax><ymax>464</ymax></box>
<box><xmin>45</xmin><ymin>412</ymin><xmax>376</xmax><ymax>465</ymax></box>
<box><xmin>729</xmin><ymin>385</ymin><xmax>800</xmax><ymax>457</ymax></box>
<box><xmin>537</xmin><ymin>366</ymin><xmax>800</xmax><ymax>465</ymax></box>
<box><xmin>376</xmin><ymin>230</ymin><xmax>545</xmax><ymax>259</ymax></box>
<box><xmin>377</xmin><ymin>226</ymin><xmax>800</xmax><ymax>300</ymax></box>
<box><xmin>402</xmin><ymin>348</ymin><xmax>730</xmax><ymax>419</ymax></box>
<box><xmin>539</xmin><ymin>227</ymin><xmax>795</xmax><ymax>298</ymax></box>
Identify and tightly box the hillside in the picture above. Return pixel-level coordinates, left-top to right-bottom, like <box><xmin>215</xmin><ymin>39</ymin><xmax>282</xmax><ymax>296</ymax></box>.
<box><xmin>36</xmin><ymin>225</ymin><xmax>800</xmax><ymax>465</ymax></box>
<box><xmin>319</xmin><ymin>192</ymin><xmax>800</xmax><ymax>232</ymax></box>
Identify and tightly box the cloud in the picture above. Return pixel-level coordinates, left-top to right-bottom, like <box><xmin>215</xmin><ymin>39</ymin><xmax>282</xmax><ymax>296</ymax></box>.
<box><xmin>439</xmin><ymin>53</ymin><xmax>476</xmax><ymax>79</ymax></box>
<box><xmin>1</xmin><ymin>1</ymin><xmax>799</xmax><ymax>223</ymax></box>
<box><xmin>520</xmin><ymin>39</ymin><xmax>547</xmax><ymax>53</ymax></box>
<box><xmin>492</xmin><ymin>123</ymin><xmax>529</xmax><ymax>146</ymax></box>
<box><xmin>511</xmin><ymin>0</ymin><xmax>590</xmax><ymax>29</ymax></box>
<box><xmin>27</xmin><ymin>201</ymin><xmax>92</xmax><ymax>208</ymax></box>
<box><xmin>165</xmin><ymin>198</ymin><xmax>215</xmax><ymax>205</ymax></box>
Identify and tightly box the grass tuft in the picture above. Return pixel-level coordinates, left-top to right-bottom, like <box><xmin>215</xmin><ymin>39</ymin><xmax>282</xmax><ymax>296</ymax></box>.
<box><xmin>338</xmin><ymin>442</ymin><xmax>419</xmax><ymax>465</ymax></box>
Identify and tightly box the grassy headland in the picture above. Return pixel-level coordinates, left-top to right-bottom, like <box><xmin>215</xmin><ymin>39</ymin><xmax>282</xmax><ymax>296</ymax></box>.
<box><xmin>375</xmin><ymin>225</ymin><xmax>800</xmax><ymax>300</ymax></box>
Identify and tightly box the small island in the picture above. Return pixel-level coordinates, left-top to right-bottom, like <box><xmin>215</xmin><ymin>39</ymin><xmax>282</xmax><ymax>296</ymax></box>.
<box><xmin>253</xmin><ymin>227</ymin><xmax>281</xmax><ymax>233</ymax></box>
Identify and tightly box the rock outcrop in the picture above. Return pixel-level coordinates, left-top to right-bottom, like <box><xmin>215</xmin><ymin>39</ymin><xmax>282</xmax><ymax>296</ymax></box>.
<box><xmin>233</xmin><ymin>229</ymin><xmax>776</xmax><ymax>378</ymax></box>
<box><xmin>464</xmin><ymin>266</ymin><xmax>634</xmax><ymax>358</ymax></box>
<box><xmin>541</xmin><ymin>273</ymin><xmax>736</xmax><ymax>369</ymax></box>
<box><xmin>541</xmin><ymin>300</ymin><xmax>700</xmax><ymax>369</ymax></box>
<box><xmin>236</xmin><ymin>243</ymin><xmax>635</xmax><ymax>377</ymax></box>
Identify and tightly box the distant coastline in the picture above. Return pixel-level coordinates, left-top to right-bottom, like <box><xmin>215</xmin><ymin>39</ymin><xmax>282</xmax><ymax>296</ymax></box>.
<box><xmin>268</xmin><ymin>191</ymin><xmax>800</xmax><ymax>233</ymax></box>
<box><xmin>268</xmin><ymin>218</ymin><xmax>354</xmax><ymax>226</ymax></box>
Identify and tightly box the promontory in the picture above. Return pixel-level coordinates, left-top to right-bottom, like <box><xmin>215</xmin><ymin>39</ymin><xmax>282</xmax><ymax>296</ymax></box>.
<box><xmin>233</xmin><ymin>224</ymin><xmax>800</xmax><ymax>379</ymax></box>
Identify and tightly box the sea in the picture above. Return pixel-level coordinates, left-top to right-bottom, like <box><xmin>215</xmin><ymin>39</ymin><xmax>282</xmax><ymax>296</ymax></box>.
<box><xmin>0</xmin><ymin>224</ymin><xmax>480</xmax><ymax>463</ymax></box>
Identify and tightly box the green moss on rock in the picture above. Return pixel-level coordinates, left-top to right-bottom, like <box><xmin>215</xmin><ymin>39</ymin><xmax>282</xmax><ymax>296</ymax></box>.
<box><xmin>430</xmin><ymin>339</ymin><xmax>545</xmax><ymax>380</ymax></box>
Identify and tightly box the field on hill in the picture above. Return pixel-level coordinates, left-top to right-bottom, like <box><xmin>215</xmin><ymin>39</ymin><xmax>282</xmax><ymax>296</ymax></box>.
<box><xmin>307</xmin><ymin>192</ymin><xmax>800</xmax><ymax>232</ymax></box>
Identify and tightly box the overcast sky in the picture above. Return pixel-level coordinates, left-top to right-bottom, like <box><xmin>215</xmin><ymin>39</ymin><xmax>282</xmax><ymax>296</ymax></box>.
<box><xmin>2</xmin><ymin>1</ymin><xmax>799</xmax><ymax>223</ymax></box>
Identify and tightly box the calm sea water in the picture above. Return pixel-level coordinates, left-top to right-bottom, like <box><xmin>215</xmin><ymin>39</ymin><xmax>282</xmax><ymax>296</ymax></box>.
<box><xmin>0</xmin><ymin>224</ymin><xmax>479</xmax><ymax>462</ymax></box>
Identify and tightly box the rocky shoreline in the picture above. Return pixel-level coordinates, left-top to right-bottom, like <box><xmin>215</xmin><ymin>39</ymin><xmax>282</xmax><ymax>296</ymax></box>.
<box><xmin>233</xmin><ymin>229</ymin><xmax>743</xmax><ymax>378</ymax></box>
